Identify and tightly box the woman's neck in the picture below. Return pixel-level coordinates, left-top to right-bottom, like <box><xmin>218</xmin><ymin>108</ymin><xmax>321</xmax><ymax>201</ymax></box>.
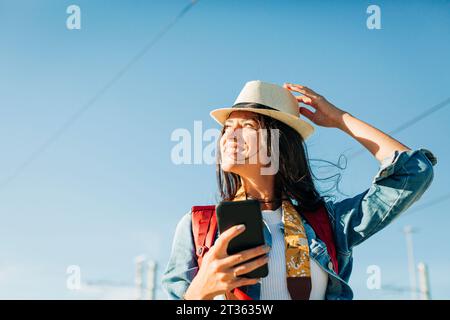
<box><xmin>240</xmin><ymin>175</ymin><xmax>281</xmax><ymax>211</ymax></box>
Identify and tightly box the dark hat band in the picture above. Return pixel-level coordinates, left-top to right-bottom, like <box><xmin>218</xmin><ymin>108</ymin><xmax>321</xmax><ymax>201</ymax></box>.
<box><xmin>232</xmin><ymin>102</ymin><xmax>278</xmax><ymax>112</ymax></box>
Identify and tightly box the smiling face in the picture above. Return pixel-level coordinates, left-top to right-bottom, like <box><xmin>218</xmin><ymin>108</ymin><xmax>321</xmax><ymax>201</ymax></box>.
<box><xmin>217</xmin><ymin>110</ymin><xmax>324</xmax><ymax>210</ymax></box>
<box><xmin>219</xmin><ymin>110</ymin><xmax>268</xmax><ymax>176</ymax></box>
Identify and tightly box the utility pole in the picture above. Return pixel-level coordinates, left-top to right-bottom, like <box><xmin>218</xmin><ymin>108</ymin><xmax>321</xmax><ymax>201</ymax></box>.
<box><xmin>146</xmin><ymin>260</ymin><xmax>157</xmax><ymax>300</ymax></box>
<box><xmin>135</xmin><ymin>255</ymin><xmax>146</xmax><ymax>300</ymax></box>
<box><xmin>403</xmin><ymin>225</ymin><xmax>417</xmax><ymax>300</ymax></box>
<box><xmin>417</xmin><ymin>262</ymin><xmax>431</xmax><ymax>300</ymax></box>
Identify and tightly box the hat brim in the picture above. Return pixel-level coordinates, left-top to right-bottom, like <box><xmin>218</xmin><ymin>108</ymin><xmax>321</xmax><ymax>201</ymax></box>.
<box><xmin>210</xmin><ymin>107</ymin><xmax>315</xmax><ymax>140</ymax></box>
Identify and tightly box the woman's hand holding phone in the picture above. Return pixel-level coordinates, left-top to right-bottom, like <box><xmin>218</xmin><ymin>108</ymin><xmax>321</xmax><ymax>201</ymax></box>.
<box><xmin>184</xmin><ymin>224</ymin><xmax>270</xmax><ymax>300</ymax></box>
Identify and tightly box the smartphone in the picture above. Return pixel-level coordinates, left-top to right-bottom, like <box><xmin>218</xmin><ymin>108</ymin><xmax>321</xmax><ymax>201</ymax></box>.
<box><xmin>216</xmin><ymin>199</ymin><xmax>268</xmax><ymax>278</ymax></box>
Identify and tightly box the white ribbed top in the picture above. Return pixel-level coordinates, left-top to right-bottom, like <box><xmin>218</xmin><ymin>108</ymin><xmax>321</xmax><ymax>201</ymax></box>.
<box><xmin>260</xmin><ymin>207</ymin><xmax>291</xmax><ymax>299</ymax></box>
<box><xmin>260</xmin><ymin>206</ymin><xmax>328</xmax><ymax>300</ymax></box>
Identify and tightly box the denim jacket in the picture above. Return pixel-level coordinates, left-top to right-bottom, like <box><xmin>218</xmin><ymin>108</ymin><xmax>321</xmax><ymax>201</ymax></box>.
<box><xmin>161</xmin><ymin>148</ymin><xmax>437</xmax><ymax>300</ymax></box>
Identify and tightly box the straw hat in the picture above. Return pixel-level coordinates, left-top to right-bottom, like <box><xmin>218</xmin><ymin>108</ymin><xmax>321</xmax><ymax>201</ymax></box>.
<box><xmin>210</xmin><ymin>80</ymin><xmax>315</xmax><ymax>140</ymax></box>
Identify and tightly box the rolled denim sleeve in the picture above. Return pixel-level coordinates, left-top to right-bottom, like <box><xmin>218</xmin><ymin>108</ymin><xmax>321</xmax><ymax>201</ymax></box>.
<box><xmin>327</xmin><ymin>148</ymin><xmax>437</xmax><ymax>251</ymax></box>
<box><xmin>161</xmin><ymin>211</ymin><xmax>199</xmax><ymax>299</ymax></box>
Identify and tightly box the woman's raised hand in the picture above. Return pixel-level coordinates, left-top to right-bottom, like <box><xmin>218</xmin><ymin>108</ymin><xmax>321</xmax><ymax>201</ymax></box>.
<box><xmin>184</xmin><ymin>224</ymin><xmax>270</xmax><ymax>300</ymax></box>
<box><xmin>284</xmin><ymin>83</ymin><xmax>348</xmax><ymax>128</ymax></box>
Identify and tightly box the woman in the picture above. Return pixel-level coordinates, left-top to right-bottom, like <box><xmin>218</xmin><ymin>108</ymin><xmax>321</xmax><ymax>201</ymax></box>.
<box><xmin>162</xmin><ymin>80</ymin><xmax>437</xmax><ymax>300</ymax></box>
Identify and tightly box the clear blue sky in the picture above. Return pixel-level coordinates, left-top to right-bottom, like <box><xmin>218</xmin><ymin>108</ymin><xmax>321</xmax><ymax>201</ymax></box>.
<box><xmin>0</xmin><ymin>0</ymin><xmax>449</xmax><ymax>299</ymax></box>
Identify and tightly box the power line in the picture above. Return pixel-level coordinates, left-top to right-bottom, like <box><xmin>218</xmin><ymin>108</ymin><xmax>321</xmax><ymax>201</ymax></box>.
<box><xmin>338</xmin><ymin>97</ymin><xmax>450</xmax><ymax>217</ymax></box>
<box><xmin>404</xmin><ymin>191</ymin><xmax>450</xmax><ymax>216</ymax></box>
<box><xmin>346</xmin><ymin>96</ymin><xmax>450</xmax><ymax>159</ymax></box>
<box><xmin>0</xmin><ymin>0</ymin><xmax>199</xmax><ymax>191</ymax></box>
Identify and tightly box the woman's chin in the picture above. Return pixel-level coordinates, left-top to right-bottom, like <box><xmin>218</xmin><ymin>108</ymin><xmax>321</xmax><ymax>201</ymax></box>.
<box><xmin>221</xmin><ymin>162</ymin><xmax>238</xmax><ymax>173</ymax></box>
<box><xmin>220</xmin><ymin>153</ymin><xmax>260</xmax><ymax>174</ymax></box>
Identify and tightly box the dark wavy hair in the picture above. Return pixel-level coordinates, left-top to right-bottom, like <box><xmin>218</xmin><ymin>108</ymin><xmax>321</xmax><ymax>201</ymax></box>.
<box><xmin>216</xmin><ymin>109</ymin><xmax>347</xmax><ymax>213</ymax></box>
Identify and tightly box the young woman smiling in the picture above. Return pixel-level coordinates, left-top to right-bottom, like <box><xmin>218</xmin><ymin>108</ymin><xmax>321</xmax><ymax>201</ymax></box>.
<box><xmin>162</xmin><ymin>80</ymin><xmax>437</xmax><ymax>300</ymax></box>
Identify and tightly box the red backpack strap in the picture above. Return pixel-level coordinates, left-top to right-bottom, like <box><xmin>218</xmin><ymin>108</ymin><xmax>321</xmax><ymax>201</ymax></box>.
<box><xmin>191</xmin><ymin>205</ymin><xmax>217</xmax><ymax>267</ymax></box>
<box><xmin>302</xmin><ymin>204</ymin><xmax>339</xmax><ymax>274</ymax></box>
<box><xmin>191</xmin><ymin>205</ymin><xmax>252</xmax><ymax>300</ymax></box>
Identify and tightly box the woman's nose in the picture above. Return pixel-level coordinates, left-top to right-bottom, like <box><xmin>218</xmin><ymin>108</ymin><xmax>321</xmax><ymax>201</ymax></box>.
<box><xmin>229</xmin><ymin>126</ymin><xmax>239</xmax><ymax>135</ymax></box>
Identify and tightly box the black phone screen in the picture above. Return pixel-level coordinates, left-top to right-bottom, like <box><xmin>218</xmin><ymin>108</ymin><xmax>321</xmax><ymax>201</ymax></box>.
<box><xmin>216</xmin><ymin>199</ymin><xmax>268</xmax><ymax>278</ymax></box>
